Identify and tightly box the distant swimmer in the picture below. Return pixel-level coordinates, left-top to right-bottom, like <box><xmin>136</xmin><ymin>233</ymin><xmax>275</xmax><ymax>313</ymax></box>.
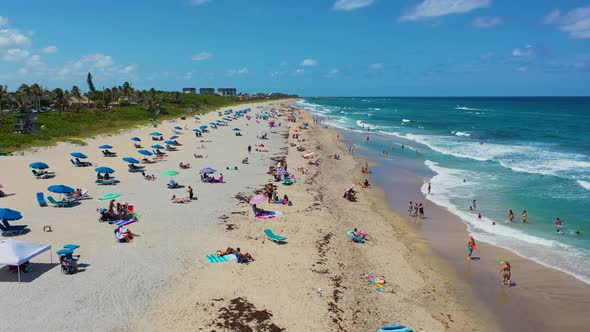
<box><xmin>555</xmin><ymin>217</ymin><xmax>563</xmax><ymax>228</ymax></box>
<box><xmin>472</xmin><ymin>200</ymin><xmax>477</xmax><ymax>210</ymax></box>
<box><xmin>508</xmin><ymin>210</ymin><xmax>514</xmax><ymax>222</ymax></box>
<box><xmin>575</xmin><ymin>230</ymin><xmax>581</xmax><ymax>236</ymax></box>
<box><xmin>522</xmin><ymin>210</ymin><xmax>528</xmax><ymax>223</ymax></box>
<box><xmin>427</xmin><ymin>182</ymin><xmax>431</xmax><ymax>195</ymax></box>
<box><xmin>366</xmin><ymin>136</ymin><xmax>370</xmax><ymax>142</ymax></box>
<box><xmin>478</xmin><ymin>213</ymin><xmax>482</xmax><ymax>220</ymax></box>
<box><xmin>463</xmin><ymin>179</ymin><xmax>466</xmax><ymax>183</ymax></box>
<box><xmin>557</xmin><ymin>229</ymin><xmax>564</xmax><ymax>235</ymax></box>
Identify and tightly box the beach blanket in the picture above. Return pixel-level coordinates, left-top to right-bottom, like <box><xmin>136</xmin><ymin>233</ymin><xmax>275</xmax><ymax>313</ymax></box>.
<box><xmin>206</xmin><ymin>254</ymin><xmax>237</xmax><ymax>263</ymax></box>
<box><xmin>256</xmin><ymin>211</ymin><xmax>283</xmax><ymax>219</ymax></box>
<box><xmin>111</xmin><ymin>214</ymin><xmax>139</xmax><ymax>226</ymax></box>
<box><xmin>347</xmin><ymin>231</ymin><xmax>366</xmax><ymax>243</ymax></box>
<box><xmin>367</xmin><ymin>274</ymin><xmax>386</xmax><ymax>292</ymax></box>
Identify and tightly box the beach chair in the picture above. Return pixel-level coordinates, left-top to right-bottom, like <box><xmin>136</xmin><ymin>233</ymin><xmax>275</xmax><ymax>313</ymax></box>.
<box><xmin>47</xmin><ymin>196</ymin><xmax>69</xmax><ymax>207</ymax></box>
<box><xmin>167</xmin><ymin>180</ymin><xmax>179</xmax><ymax>189</ymax></box>
<box><xmin>264</xmin><ymin>229</ymin><xmax>287</xmax><ymax>244</ymax></box>
<box><xmin>165</xmin><ymin>144</ymin><xmax>177</xmax><ymax>151</ymax></box>
<box><xmin>96</xmin><ymin>179</ymin><xmax>116</xmax><ymax>185</ymax></box>
<box><xmin>128</xmin><ymin>164</ymin><xmax>143</xmax><ymax>173</ymax></box>
<box><xmin>0</xmin><ymin>220</ymin><xmax>29</xmax><ymax>236</ymax></box>
<box><xmin>36</xmin><ymin>192</ymin><xmax>47</xmax><ymax>207</ymax></box>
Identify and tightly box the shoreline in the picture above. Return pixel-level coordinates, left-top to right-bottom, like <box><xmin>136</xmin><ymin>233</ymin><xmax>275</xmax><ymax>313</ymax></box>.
<box><xmin>331</xmin><ymin>121</ymin><xmax>590</xmax><ymax>331</ymax></box>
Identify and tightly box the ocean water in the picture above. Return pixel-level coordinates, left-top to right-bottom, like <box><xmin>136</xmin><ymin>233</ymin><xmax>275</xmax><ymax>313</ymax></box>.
<box><xmin>296</xmin><ymin>97</ymin><xmax>590</xmax><ymax>284</ymax></box>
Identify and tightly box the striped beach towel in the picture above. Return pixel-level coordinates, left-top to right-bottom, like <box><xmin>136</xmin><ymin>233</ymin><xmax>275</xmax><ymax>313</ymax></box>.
<box><xmin>206</xmin><ymin>254</ymin><xmax>237</xmax><ymax>263</ymax></box>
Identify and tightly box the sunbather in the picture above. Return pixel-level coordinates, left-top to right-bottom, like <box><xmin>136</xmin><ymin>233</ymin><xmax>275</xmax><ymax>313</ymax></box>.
<box><xmin>363</xmin><ymin>179</ymin><xmax>371</xmax><ymax>188</ymax></box>
<box><xmin>352</xmin><ymin>228</ymin><xmax>367</xmax><ymax>240</ymax></box>
<box><xmin>133</xmin><ymin>143</ymin><xmax>142</xmax><ymax>148</ymax></box>
<box><xmin>60</xmin><ymin>255</ymin><xmax>79</xmax><ymax>274</ymax></box>
<box><xmin>233</xmin><ymin>248</ymin><xmax>255</xmax><ymax>263</ymax></box>
<box><xmin>179</xmin><ymin>162</ymin><xmax>190</xmax><ymax>169</ymax></box>
<box><xmin>115</xmin><ymin>226</ymin><xmax>137</xmax><ymax>242</ymax></box>
<box><xmin>217</xmin><ymin>247</ymin><xmax>234</xmax><ymax>256</ymax></box>
<box><xmin>171</xmin><ymin>195</ymin><xmax>190</xmax><ymax>203</ymax></box>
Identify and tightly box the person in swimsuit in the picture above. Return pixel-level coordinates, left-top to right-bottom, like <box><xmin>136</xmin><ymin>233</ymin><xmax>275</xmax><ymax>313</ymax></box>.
<box><xmin>508</xmin><ymin>210</ymin><xmax>514</xmax><ymax>222</ymax></box>
<box><xmin>419</xmin><ymin>203</ymin><xmax>424</xmax><ymax>219</ymax></box>
<box><xmin>501</xmin><ymin>261</ymin><xmax>511</xmax><ymax>286</ymax></box>
<box><xmin>427</xmin><ymin>182</ymin><xmax>431</xmax><ymax>195</ymax></box>
<box><xmin>467</xmin><ymin>236</ymin><xmax>476</xmax><ymax>261</ymax></box>
<box><xmin>555</xmin><ymin>218</ymin><xmax>563</xmax><ymax>228</ymax></box>
<box><xmin>472</xmin><ymin>200</ymin><xmax>477</xmax><ymax>210</ymax></box>
<box><xmin>414</xmin><ymin>203</ymin><xmax>419</xmax><ymax>217</ymax></box>
<box><xmin>408</xmin><ymin>202</ymin><xmax>413</xmax><ymax>216</ymax></box>
<box><xmin>522</xmin><ymin>210</ymin><xmax>528</xmax><ymax>223</ymax></box>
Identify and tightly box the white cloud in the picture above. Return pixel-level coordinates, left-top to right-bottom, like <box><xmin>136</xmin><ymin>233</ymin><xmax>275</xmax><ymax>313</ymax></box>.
<box><xmin>119</xmin><ymin>64</ymin><xmax>138</xmax><ymax>74</ymax></box>
<box><xmin>0</xmin><ymin>16</ymin><xmax>8</xmax><ymax>26</ymax></box>
<box><xmin>1</xmin><ymin>48</ymin><xmax>29</xmax><ymax>62</ymax></box>
<box><xmin>301</xmin><ymin>58</ymin><xmax>318</xmax><ymax>67</ymax></box>
<box><xmin>191</xmin><ymin>51</ymin><xmax>212</xmax><ymax>61</ymax></box>
<box><xmin>26</xmin><ymin>54</ymin><xmax>43</xmax><ymax>67</ymax></box>
<box><xmin>0</xmin><ymin>29</ymin><xmax>32</xmax><ymax>48</ymax></box>
<box><xmin>400</xmin><ymin>0</ymin><xmax>491</xmax><ymax>22</ymax></box>
<box><xmin>227</xmin><ymin>67</ymin><xmax>249</xmax><ymax>76</ymax></box>
<box><xmin>41</xmin><ymin>45</ymin><xmax>58</xmax><ymax>54</ymax></box>
<box><xmin>472</xmin><ymin>16</ymin><xmax>502</xmax><ymax>28</ymax></box>
<box><xmin>74</xmin><ymin>54</ymin><xmax>114</xmax><ymax>68</ymax></box>
<box><xmin>191</xmin><ymin>0</ymin><xmax>211</xmax><ymax>5</ymax></box>
<box><xmin>512</xmin><ymin>45</ymin><xmax>534</xmax><ymax>57</ymax></box>
<box><xmin>333</xmin><ymin>0</ymin><xmax>375</xmax><ymax>11</ymax></box>
<box><xmin>543</xmin><ymin>6</ymin><xmax>590</xmax><ymax>39</ymax></box>
<box><xmin>369</xmin><ymin>63</ymin><xmax>384</xmax><ymax>69</ymax></box>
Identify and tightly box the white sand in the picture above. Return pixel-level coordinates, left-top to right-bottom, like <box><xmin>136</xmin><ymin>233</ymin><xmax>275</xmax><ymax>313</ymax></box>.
<box><xmin>0</xmin><ymin>101</ymin><xmax>288</xmax><ymax>331</ymax></box>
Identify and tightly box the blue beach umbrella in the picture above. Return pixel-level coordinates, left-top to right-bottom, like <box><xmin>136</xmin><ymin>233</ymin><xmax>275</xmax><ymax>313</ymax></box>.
<box><xmin>201</xmin><ymin>167</ymin><xmax>216</xmax><ymax>174</ymax></box>
<box><xmin>138</xmin><ymin>150</ymin><xmax>153</xmax><ymax>156</ymax></box>
<box><xmin>170</xmin><ymin>135</ymin><xmax>179</xmax><ymax>140</ymax></box>
<box><xmin>149</xmin><ymin>132</ymin><xmax>162</xmax><ymax>136</ymax></box>
<box><xmin>29</xmin><ymin>162</ymin><xmax>49</xmax><ymax>169</ymax></box>
<box><xmin>122</xmin><ymin>157</ymin><xmax>140</xmax><ymax>164</ymax></box>
<box><xmin>193</xmin><ymin>129</ymin><xmax>201</xmax><ymax>133</ymax></box>
<box><xmin>199</xmin><ymin>125</ymin><xmax>208</xmax><ymax>129</ymax></box>
<box><xmin>99</xmin><ymin>145</ymin><xmax>113</xmax><ymax>149</ymax></box>
<box><xmin>151</xmin><ymin>144</ymin><xmax>165</xmax><ymax>149</ymax></box>
<box><xmin>70</xmin><ymin>152</ymin><xmax>87</xmax><ymax>159</ymax></box>
<box><xmin>174</xmin><ymin>126</ymin><xmax>182</xmax><ymax>130</ymax></box>
<box><xmin>209</xmin><ymin>122</ymin><xmax>217</xmax><ymax>126</ymax></box>
<box><xmin>164</xmin><ymin>140</ymin><xmax>177</xmax><ymax>145</ymax></box>
<box><xmin>131</xmin><ymin>137</ymin><xmax>141</xmax><ymax>142</ymax></box>
<box><xmin>48</xmin><ymin>185</ymin><xmax>75</xmax><ymax>194</ymax></box>
<box><xmin>0</xmin><ymin>208</ymin><xmax>23</xmax><ymax>221</ymax></box>
<box><xmin>232</xmin><ymin>128</ymin><xmax>241</xmax><ymax>131</ymax></box>
<box><xmin>194</xmin><ymin>117</ymin><xmax>200</xmax><ymax>120</ymax></box>
<box><xmin>95</xmin><ymin>167</ymin><xmax>115</xmax><ymax>174</ymax></box>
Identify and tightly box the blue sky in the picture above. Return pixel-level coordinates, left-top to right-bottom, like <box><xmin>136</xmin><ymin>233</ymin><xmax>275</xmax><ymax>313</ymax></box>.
<box><xmin>1</xmin><ymin>0</ymin><xmax>590</xmax><ymax>96</ymax></box>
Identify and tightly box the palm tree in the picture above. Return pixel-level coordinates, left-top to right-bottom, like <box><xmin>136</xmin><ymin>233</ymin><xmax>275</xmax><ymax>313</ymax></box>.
<box><xmin>29</xmin><ymin>83</ymin><xmax>43</xmax><ymax>110</ymax></box>
<box><xmin>145</xmin><ymin>88</ymin><xmax>162</xmax><ymax>116</ymax></box>
<box><xmin>52</xmin><ymin>88</ymin><xmax>69</xmax><ymax>114</ymax></box>
<box><xmin>71</xmin><ymin>85</ymin><xmax>81</xmax><ymax>99</ymax></box>
<box><xmin>0</xmin><ymin>84</ymin><xmax>8</xmax><ymax>123</ymax></box>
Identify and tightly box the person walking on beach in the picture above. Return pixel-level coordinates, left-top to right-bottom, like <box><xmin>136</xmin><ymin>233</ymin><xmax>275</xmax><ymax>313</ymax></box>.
<box><xmin>467</xmin><ymin>236</ymin><xmax>476</xmax><ymax>261</ymax></box>
<box><xmin>414</xmin><ymin>203</ymin><xmax>419</xmax><ymax>217</ymax></box>
<box><xmin>501</xmin><ymin>261</ymin><xmax>511</xmax><ymax>286</ymax></box>
<box><xmin>248</xmin><ymin>145</ymin><xmax>252</xmax><ymax>154</ymax></box>
<box><xmin>427</xmin><ymin>182</ymin><xmax>431</xmax><ymax>195</ymax></box>
<box><xmin>522</xmin><ymin>210</ymin><xmax>528</xmax><ymax>223</ymax></box>
<box><xmin>419</xmin><ymin>203</ymin><xmax>424</xmax><ymax>219</ymax></box>
<box><xmin>187</xmin><ymin>186</ymin><xmax>194</xmax><ymax>200</ymax></box>
<box><xmin>408</xmin><ymin>201</ymin><xmax>413</xmax><ymax>216</ymax></box>
<box><xmin>508</xmin><ymin>209</ymin><xmax>514</xmax><ymax>222</ymax></box>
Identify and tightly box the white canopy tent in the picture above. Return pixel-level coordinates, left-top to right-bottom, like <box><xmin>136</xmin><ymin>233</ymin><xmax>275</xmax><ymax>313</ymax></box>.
<box><xmin>0</xmin><ymin>239</ymin><xmax>52</xmax><ymax>283</ymax></box>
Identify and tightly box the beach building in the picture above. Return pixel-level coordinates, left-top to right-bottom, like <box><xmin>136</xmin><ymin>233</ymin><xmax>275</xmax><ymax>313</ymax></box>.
<box><xmin>199</xmin><ymin>88</ymin><xmax>215</xmax><ymax>95</ymax></box>
<box><xmin>217</xmin><ymin>88</ymin><xmax>237</xmax><ymax>98</ymax></box>
<box><xmin>182</xmin><ymin>88</ymin><xmax>196</xmax><ymax>94</ymax></box>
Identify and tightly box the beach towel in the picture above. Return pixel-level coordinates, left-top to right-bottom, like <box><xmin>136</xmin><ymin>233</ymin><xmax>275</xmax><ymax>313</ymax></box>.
<box><xmin>111</xmin><ymin>214</ymin><xmax>140</xmax><ymax>226</ymax></box>
<box><xmin>367</xmin><ymin>274</ymin><xmax>386</xmax><ymax>292</ymax></box>
<box><xmin>206</xmin><ymin>254</ymin><xmax>237</xmax><ymax>263</ymax></box>
<box><xmin>256</xmin><ymin>211</ymin><xmax>283</xmax><ymax>219</ymax></box>
<box><xmin>347</xmin><ymin>231</ymin><xmax>366</xmax><ymax>243</ymax></box>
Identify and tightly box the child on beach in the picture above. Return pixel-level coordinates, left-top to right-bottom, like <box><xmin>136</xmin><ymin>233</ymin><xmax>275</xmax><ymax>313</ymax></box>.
<box><xmin>467</xmin><ymin>236</ymin><xmax>476</xmax><ymax>261</ymax></box>
<box><xmin>501</xmin><ymin>261</ymin><xmax>511</xmax><ymax>286</ymax></box>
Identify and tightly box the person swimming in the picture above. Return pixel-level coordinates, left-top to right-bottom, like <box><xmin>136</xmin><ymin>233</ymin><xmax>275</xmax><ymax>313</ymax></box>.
<box><xmin>508</xmin><ymin>210</ymin><xmax>514</xmax><ymax>222</ymax></box>
<box><xmin>522</xmin><ymin>210</ymin><xmax>528</xmax><ymax>223</ymax></box>
<box><xmin>555</xmin><ymin>218</ymin><xmax>563</xmax><ymax>227</ymax></box>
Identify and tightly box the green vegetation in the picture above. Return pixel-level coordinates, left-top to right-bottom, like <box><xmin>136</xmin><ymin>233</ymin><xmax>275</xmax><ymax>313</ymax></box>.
<box><xmin>0</xmin><ymin>78</ymin><xmax>283</xmax><ymax>152</ymax></box>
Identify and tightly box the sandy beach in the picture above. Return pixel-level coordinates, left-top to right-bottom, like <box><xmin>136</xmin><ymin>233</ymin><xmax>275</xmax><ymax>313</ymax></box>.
<box><xmin>0</xmin><ymin>100</ymin><xmax>497</xmax><ymax>332</ymax></box>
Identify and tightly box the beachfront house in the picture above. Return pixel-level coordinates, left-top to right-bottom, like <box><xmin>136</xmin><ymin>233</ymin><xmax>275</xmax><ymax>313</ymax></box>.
<box><xmin>217</xmin><ymin>88</ymin><xmax>237</xmax><ymax>98</ymax></box>
<box><xmin>182</xmin><ymin>88</ymin><xmax>196</xmax><ymax>94</ymax></box>
<box><xmin>199</xmin><ymin>88</ymin><xmax>215</xmax><ymax>95</ymax></box>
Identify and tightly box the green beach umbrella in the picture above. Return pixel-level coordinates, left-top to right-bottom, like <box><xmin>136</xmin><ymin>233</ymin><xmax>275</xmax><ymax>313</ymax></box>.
<box><xmin>161</xmin><ymin>170</ymin><xmax>179</xmax><ymax>177</ymax></box>
<box><xmin>98</xmin><ymin>192</ymin><xmax>121</xmax><ymax>201</ymax></box>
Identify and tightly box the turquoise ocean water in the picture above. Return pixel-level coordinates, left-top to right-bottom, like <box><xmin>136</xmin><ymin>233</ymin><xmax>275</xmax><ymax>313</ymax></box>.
<box><xmin>296</xmin><ymin>97</ymin><xmax>590</xmax><ymax>284</ymax></box>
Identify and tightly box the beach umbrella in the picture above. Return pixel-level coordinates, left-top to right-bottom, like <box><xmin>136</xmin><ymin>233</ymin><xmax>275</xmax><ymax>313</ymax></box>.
<box><xmin>29</xmin><ymin>162</ymin><xmax>49</xmax><ymax>169</ymax></box>
<box><xmin>199</xmin><ymin>125</ymin><xmax>208</xmax><ymax>129</ymax></box>
<box><xmin>209</xmin><ymin>122</ymin><xmax>217</xmax><ymax>126</ymax></box>
<box><xmin>131</xmin><ymin>137</ymin><xmax>141</xmax><ymax>142</ymax></box>
<box><xmin>194</xmin><ymin>116</ymin><xmax>200</xmax><ymax>120</ymax></box>
<box><xmin>161</xmin><ymin>170</ymin><xmax>179</xmax><ymax>177</ymax></box>
<box><xmin>70</xmin><ymin>152</ymin><xmax>87</xmax><ymax>159</ymax></box>
<box><xmin>170</xmin><ymin>135</ymin><xmax>179</xmax><ymax>140</ymax></box>
<box><xmin>122</xmin><ymin>157</ymin><xmax>139</xmax><ymax>164</ymax></box>
<box><xmin>48</xmin><ymin>185</ymin><xmax>75</xmax><ymax>194</ymax></box>
<box><xmin>99</xmin><ymin>145</ymin><xmax>113</xmax><ymax>149</ymax></box>
<box><xmin>201</xmin><ymin>167</ymin><xmax>216</xmax><ymax>174</ymax></box>
<box><xmin>174</xmin><ymin>126</ymin><xmax>182</xmax><ymax>130</ymax></box>
<box><xmin>192</xmin><ymin>129</ymin><xmax>201</xmax><ymax>132</ymax></box>
<box><xmin>249</xmin><ymin>194</ymin><xmax>268</xmax><ymax>205</ymax></box>
<box><xmin>95</xmin><ymin>167</ymin><xmax>115</xmax><ymax>174</ymax></box>
<box><xmin>0</xmin><ymin>208</ymin><xmax>22</xmax><ymax>221</ymax></box>
<box><xmin>98</xmin><ymin>192</ymin><xmax>121</xmax><ymax>201</ymax></box>
<box><xmin>232</xmin><ymin>128</ymin><xmax>241</xmax><ymax>131</ymax></box>
<box><xmin>138</xmin><ymin>150</ymin><xmax>153</xmax><ymax>156</ymax></box>
<box><xmin>149</xmin><ymin>132</ymin><xmax>162</xmax><ymax>136</ymax></box>
<box><xmin>164</xmin><ymin>140</ymin><xmax>177</xmax><ymax>145</ymax></box>
<box><xmin>151</xmin><ymin>144</ymin><xmax>165</xmax><ymax>149</ymax></box>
